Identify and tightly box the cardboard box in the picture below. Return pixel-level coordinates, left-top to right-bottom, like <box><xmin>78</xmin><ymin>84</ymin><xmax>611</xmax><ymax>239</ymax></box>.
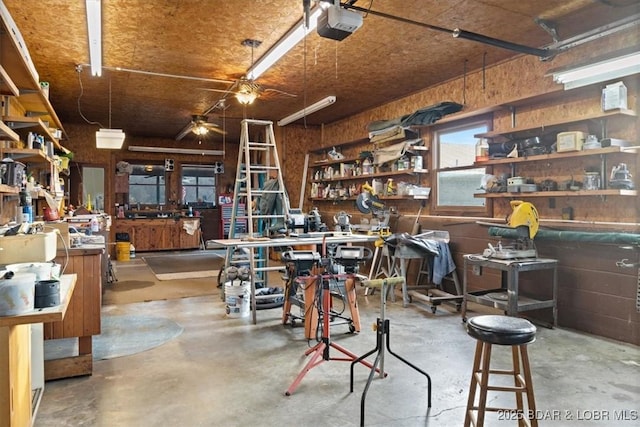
<box><xmin>602</xmin><ymin>82</ymin><xmax>627</xmax><ymax>111</ymax></box>
<box><xmin>556</xmin><ymin>131</ymin><xmax>586</xmax><ymax>152</ymax></box>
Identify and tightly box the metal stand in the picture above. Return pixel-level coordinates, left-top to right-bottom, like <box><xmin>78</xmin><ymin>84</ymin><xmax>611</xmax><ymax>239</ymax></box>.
<box><xmin>350</xmin><ymin>277</ymin><xmax>432</xmax><ymax>427</ymax></box>
<box><xmin>285</xmin><ymin>273</ymin><xmax>380</xmax><ymax>396</ymax></box>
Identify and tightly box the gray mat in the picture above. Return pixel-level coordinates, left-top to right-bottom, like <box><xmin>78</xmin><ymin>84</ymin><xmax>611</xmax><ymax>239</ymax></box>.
<box><xmin>142</xmin><ymin>251</ymin><xmax>225</xmax><ymax>279</ymax></box>
<box><xmin>45</xmin><ymin>314</ymin><xmax>184</xmax><ymax>360</ymax></box>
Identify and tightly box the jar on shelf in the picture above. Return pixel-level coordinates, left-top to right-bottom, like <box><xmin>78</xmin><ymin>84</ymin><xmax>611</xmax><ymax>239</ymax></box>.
<box><xmin>475</xmin><ymin>138</ymin><xmax>489</xmax><ymax>162</ymax></box>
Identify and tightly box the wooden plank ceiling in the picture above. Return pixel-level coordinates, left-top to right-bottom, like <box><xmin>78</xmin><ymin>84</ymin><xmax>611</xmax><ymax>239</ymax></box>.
<box><xmin>3</xmin><ymin>0</ymin><xmax>638</xmax><ymax>144</ymax></box>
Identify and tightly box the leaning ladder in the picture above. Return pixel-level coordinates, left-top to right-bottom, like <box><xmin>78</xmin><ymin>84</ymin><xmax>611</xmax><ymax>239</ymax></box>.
<box><xmin>225</xmin><ymin>119</ymin><xmax>290</xmax><ymax>323</ymax></box>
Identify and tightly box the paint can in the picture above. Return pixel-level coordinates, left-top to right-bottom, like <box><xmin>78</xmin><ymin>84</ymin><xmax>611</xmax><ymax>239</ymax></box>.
<box><xmin>116</xmin><ymin>242</ymin><xmax>131</xmax><ymax>261</ymax></box>
<box><xmin>225</xmin><ymin>280</ymin><xmax>250</xmax><ymax>318</ymax></box>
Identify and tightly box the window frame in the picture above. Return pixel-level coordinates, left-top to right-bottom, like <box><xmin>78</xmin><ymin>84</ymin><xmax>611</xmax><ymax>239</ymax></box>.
<box><xmin>127</xmin><ymin>163</ymin><xmax>167</xmax><ymax>208</ymax></box>
<box><xmin>429</xmin><ymin>116</ymin><xmax>493</xmax><ymax>216</ymax></box>
<box><xmin>181</xmin><ymin>164</ymin><xmax>218</xmax><ymax>207</ymax></box>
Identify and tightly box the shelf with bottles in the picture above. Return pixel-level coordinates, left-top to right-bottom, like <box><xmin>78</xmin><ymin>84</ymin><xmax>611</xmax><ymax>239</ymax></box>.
<box><xmin>311</xmin><ymin>152</ymin><xmax>427</xmax><ymax>182</ymax></box>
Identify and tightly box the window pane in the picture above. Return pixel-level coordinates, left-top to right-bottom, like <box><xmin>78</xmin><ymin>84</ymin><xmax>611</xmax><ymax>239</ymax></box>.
<box><xmin>438</xmin><ymin>124</ymin><xmax>487</xmax><ymax>168</ymax></box>
<box><xmin>435</xmin><ymin>121</ymin><xmax>489</xmax><ymax>208</ymax></box>
<box><xmin>437</xmin><ymin>169</ymin><xmax>486</xmax><ymax>207</ymax></box>
<box><xmin>181</xmin><ymin>165</ymin><xmax>217</xmax><ymax>206</ymax></box>
<box><xmin>128</xmin><ymin>164</ymin><xmax>166</xmax><ymax>206</ymax></box>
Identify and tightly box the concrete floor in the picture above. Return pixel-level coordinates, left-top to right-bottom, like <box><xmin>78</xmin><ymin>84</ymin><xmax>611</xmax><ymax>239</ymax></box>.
<box><xmin>35</xmin><ymin>259</ymin><xmax>640</xmax><ymax>427</ymax></box>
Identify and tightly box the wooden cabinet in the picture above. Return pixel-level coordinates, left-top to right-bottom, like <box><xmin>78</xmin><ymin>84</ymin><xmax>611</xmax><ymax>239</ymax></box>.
<box><xmin>113</xmin><ymin>217</ymin><xmax>201</xmax><ymax>251</ymax></box>
<box><xmin>44</xmin><ymin>249</ymin><xmax>103</xmax><ymax>380</ymax></box>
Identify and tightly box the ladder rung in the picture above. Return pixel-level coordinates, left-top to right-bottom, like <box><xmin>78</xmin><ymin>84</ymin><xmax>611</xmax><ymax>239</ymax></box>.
<box><xmin>255</xmin><ymin>266</ymin><xmax>287</xmax><ymax>272</ymax></box>
<box><xmin>243</xmin><ymin>119</ymin><xmax>273</xmax><ymax>126</ymax></box>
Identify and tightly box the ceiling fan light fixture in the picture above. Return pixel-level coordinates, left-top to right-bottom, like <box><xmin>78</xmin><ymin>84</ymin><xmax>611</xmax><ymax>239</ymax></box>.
<box><xmin>236</xmin><ymin>90</ymin><xmax>258</xmax><ymax>105</ymax></box>
<box><xmin>192</xmin><ymin>124</ymin><xmax>209</xmax><ymax>136</ymax></box>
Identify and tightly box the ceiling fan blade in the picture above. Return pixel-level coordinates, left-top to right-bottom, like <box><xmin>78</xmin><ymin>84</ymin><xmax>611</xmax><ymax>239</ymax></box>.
<box><xmin>207</xmin><ymin>127</ymin><xmax>227</xmax><ymax>135</ymax></box>
<box><xmin>199</xmin><ymin>87</ymin><xmax>237</xmax><ymax>94</ymax></box>
<box><xmin>263</xmin><ymin>88</ymin><xmax>297</xmax><ymax>98</ymax></box>
<box><xmin>175</xmin><ymin>123</ymin><xmax>194</xmax><ymax>141</ymax></box>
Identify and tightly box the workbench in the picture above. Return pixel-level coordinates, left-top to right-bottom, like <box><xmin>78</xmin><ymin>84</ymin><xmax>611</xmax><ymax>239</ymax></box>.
<box><xmin>460</xmin><ymin>255</ymin><xmax>558</xmax><ymax>326</ymax></box>
<box><xmin>208</xmin><ymin>233</ymin><xmax>378</xmax><ymax>324</ymax></box>
<box><xmin>0</xmin><ymin>274</ymin><xmax>76</xmax><ymax>427</ymax></box>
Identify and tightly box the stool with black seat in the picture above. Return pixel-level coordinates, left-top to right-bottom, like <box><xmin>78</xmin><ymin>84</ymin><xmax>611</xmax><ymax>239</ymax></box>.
<box><xmin>464</xmin><ymin>315</ymin><xmax>538</xmax><ymax>427</ymax></box>
<box><xmin>350</xmin><ymin>277</ymin><xmax>432</xmax><ymax>427</ymax></box>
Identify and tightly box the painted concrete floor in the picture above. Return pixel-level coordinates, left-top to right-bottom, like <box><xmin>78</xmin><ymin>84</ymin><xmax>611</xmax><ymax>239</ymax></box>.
<box><xmin>35</xmin><ymin>262</ymin><xmax>640</xmax><ymax>427</ymax></box>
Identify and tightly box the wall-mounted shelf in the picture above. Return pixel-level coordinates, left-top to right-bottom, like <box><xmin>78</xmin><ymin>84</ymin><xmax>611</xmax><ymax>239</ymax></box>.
<box><xmin>1</xmin><ymin>148</ymin><xmax>53</xmax><ymax>164</ymax></box>
<box><xmin>0</xmin><ymin>65</ymin><xmax>19</xmax><ymax>96</ymax></box>
<box><xmin>0</xmin><ymin>119</ymin><xmax>19</xmax><ymax>141</ymax></box>
<box><xmin>474</xmin><ymin>145</ymin><xmax>639</xmax><ymax>167</ymax></box>
<box><xmin>2</xmin><ymin>116</ymin><xmax>61</xmax><ymax>149</ymax></box>
<box><xmin>311</xmin><ymin>168</ymin><xmax>427</xmax><ymax>183</ymax></box>
<box><xmin>476</xmin><ymin>108</ymin><xmax>637</xmax><ymax>139</ymax></box>
<box><xmin>0</xmin><ymin>183</ymin><xmax>19</xmax><ymax>194</ymax></box>
<box><xmin>476</xmin><ymin>189</ymin><xmax>637</xmax><ymax>198</ymax></box>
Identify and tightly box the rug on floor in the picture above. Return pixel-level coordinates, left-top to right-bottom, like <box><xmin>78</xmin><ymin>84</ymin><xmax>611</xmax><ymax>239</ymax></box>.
<box><xmin>103</xmin><ymin>258</ymin><xmax>219</xmax><ymax>305</ymax></box>
<box><xmin>142</xmin><ymin>250</ymin><xmax>226</xmax><ymax>280</ymax></box>
<box><xmin>44</xmin><ymin>314</ymin><xmax>184</xmax><ymax>360</ymax></box>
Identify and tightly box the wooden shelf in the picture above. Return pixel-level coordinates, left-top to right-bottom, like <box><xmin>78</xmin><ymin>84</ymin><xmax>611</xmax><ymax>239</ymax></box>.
<box><xmin>309</xmin><ymin>137</ymin><xmax>370</xmax><ymax>154</ymax></box>
<box><xmin>312</xmin><ymin>168</ymin><xmax>426</xmax><ymax>183</ymax></box>
<box><xmin>0</xmin><ymin>64</ymin><xmax>19</xmax><ymax>96</ymax></box>
<box><xmin>0</xmin><ymin>14</ymin><xmax>65</xmax><ymax>136</ymax></box>
<box><xmin>1</xmin><ymin>148</ymin><xmax>52</xmax><ymax>164</ymax></box>
<box><xmin>0</xmin><ymin>183</ymin><xmax>19</xmax><ymax>194</ymax></box>
<box><xmin>474</xmin><ymin>145</ymin><xmax>639</xmax><ymax>166</ymax></box>
<box><xmin>476</xmin><ymin>189</ymin><xmax>637</xmax><ymax>198</ymax></box>
<box><xmin>0</xmin><ymin>119</ymin><xmax>19</xmax><ymax>141</ymax></box>
<box><xmin>2</xmin><ymin>116</ymin><xmax>61</xmax><ymax>148</ymax></box>
<box><xmin>476</xmin><ymin>109</ymin><xmax>637</xmax><ymax>139</ymax></box>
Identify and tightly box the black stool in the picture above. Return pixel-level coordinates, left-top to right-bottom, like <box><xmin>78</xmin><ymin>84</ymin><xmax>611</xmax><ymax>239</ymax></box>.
<box><xmin>464</xmin><ymin>315</ymin><xmax>537</xmax><ymax>427</ymax></box>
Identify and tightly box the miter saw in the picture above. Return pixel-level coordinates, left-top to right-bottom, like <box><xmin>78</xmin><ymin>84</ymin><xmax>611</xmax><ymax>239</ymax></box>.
<box><xmin>483</xmin><ymin>200</ymin><xmax>539</xmax><ymax>259</ymax></box>
<box><xmin>356</xmin><ymin>182</ymin><xmax>391</xmax><ymax>234</ymax></box>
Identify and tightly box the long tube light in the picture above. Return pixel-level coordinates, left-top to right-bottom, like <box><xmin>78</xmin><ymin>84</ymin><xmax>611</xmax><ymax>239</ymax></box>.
<box><xmin>246</xmin><ymin>3</ymin><xmax>327</xmax><ymax>80</ymax></box>
<box><xmin>552</xmin><ymin>50</ymin><xmax>640</xmax><ymax>90</ymax></box>
<box><xmin>278</xmin><ymin>96</ymin><xmax>336</xmax><ymax>126</ymax></box>
<box><xmin>128</xmin><ymin>146</ymin><xmax>224</xmax><ymax>156</ymax></box>
<box><xmin>85</xmin><ymin>0</ymin><xmax>102</xmax><ymax>77</ymax></box>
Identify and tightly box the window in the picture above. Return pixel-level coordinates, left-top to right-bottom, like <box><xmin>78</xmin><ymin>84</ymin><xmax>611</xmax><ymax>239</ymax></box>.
<box><xmin>181</xmin><ymin>165</ymin><xmax>217</xmax><ymax>207</ymax></box>
<box><xmin>128</xmin><ymin>164</ymin><xmax>166</xmax><ymax>207</ymax></box>
<box><xmin>433</xmin><ymin>120</ymin><xmax>490</xmax><ymax>212</ymax></box>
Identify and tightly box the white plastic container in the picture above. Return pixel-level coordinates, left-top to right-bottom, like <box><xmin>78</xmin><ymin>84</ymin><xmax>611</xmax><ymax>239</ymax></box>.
<box><xmin>225</xmin><ymin>281</ymin><xmax>250</xmax><ymax>318</ymax></box>
<box><xmin>0</xmin><ymin>272</ymin><xmax>36</xmax><ymax>316</ymax></box>
<box><xmin>6</xmin><ymin>262</ymin><xmax>53</xmax><ymax>280</ymax></box>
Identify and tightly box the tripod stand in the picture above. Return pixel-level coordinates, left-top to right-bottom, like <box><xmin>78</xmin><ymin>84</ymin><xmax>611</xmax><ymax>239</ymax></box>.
<box><xmin>285</xmin><ymin>272</ymin><xmax>381</xmax><ymax>396</ymax></box>
<box><xmin>350</xmin><ymin>277</ymin><xmax>432</xmax><ymax>427</ymax></box>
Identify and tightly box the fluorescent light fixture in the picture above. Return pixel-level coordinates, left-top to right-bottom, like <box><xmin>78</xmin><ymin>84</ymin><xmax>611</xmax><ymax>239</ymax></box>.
<box><xmin>246</xmin><ymin>3</ymin><xmax>327</xmax><ymax>80</ymax></box>
<box><xmin>278</xmin><ymin>95</ymin><xmax>336</xmax><ymax>126</ymax></box>
<box><xmin>128</xmin><ymin>146</ymin><xmax>224</xmax><ymax>156</ymax></box>
<box><xmin>552</xmin><ymin>50</ymin><xmax>640</xmax><ymax>90</ymax></box>
<box><xmin>85</xmin><ymin>0</ymin><xmax>102</xmax><ymax>77</ymax></box>
<box><xmin>96</xmin><ymin>129</ymin><xmax>125</xmax><ymax>149</ymax></box>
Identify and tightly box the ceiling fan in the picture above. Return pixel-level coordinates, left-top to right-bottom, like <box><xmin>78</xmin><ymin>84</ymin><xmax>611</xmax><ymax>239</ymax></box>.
<box><xmin>198</xmin><ymin>38</ymin><xmax>296</xmax><ymax>105</ymax></box>
<box><xmin>200</xmin><ymin>77</ymin><xmax>297</xmax><ymax>105</ymax></box>
<box><xmin>175</xmin><ymin>114</ymin><xmax>227</xmax><ymax>141</ymax></box>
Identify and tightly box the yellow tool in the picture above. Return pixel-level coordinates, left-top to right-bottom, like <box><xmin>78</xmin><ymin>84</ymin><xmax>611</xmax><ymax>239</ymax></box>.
<box><xmin>507</xmin><ymin>200</ymin><xmax>539</xmax><ymax>239</ymax></box>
